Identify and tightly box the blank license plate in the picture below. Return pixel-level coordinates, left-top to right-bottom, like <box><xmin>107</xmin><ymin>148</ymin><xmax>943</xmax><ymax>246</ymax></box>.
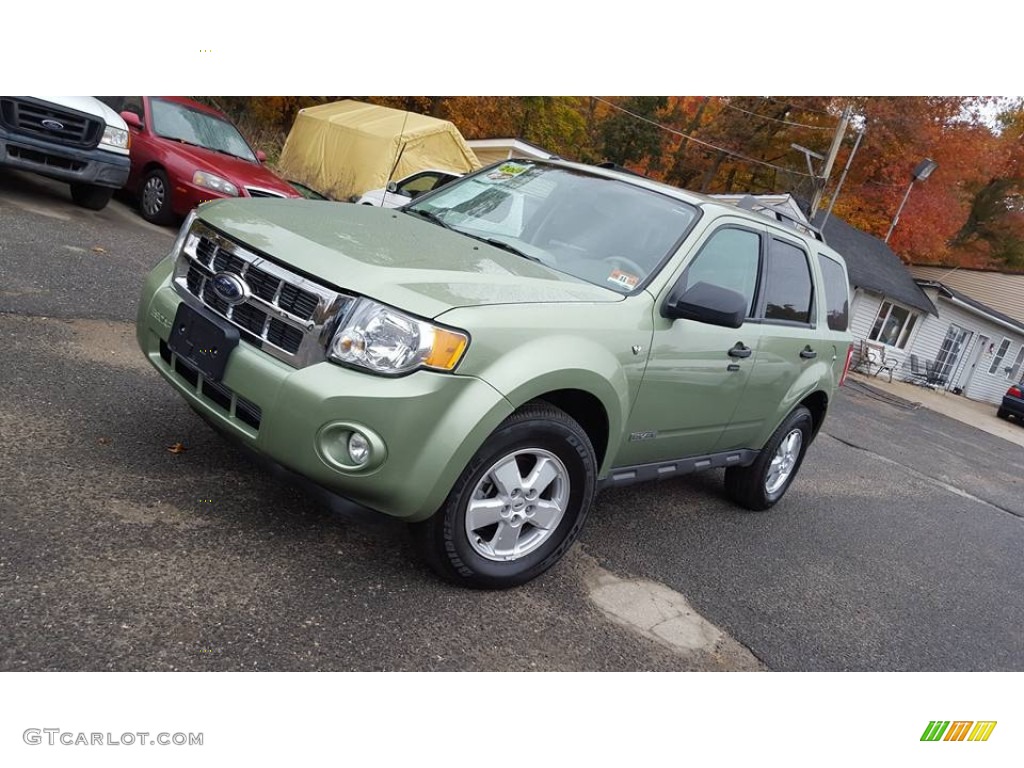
<box><xmin>166</xmin><ymin>303</ymin><xmax>239</xmax><ymax>383</ymax></box>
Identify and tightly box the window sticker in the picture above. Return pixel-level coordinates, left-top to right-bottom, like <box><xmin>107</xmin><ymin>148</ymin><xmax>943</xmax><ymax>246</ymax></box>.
<box><xmin>485</xmin><ymin>161</ymin><xmax>532</xmax><ymax>182</ymax></box>
<box><xmin>608</xmin><ymin>269</ymin><xmax>639</xmax><ymax>290</ymax></box>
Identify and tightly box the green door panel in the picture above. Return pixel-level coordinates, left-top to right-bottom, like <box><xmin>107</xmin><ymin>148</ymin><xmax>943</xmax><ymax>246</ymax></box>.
<box><xmin>619</xmin><ymin>317</ymin><xmax>763</xmax><ymax>465</ymax></box>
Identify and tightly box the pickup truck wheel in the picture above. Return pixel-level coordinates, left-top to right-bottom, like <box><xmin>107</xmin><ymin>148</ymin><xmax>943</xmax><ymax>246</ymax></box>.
<box><xmin>412</xmin><ymin>402</ymin><xmax>597</xmax><ymax>589</ymax></box>
<box><xmin>69</xmin><ymin>183</ymin><xmax>113</xmax><ymax>211</ymax></box>
<box><xmin>140</xmin><ymin>169</ymin><xmax>174</xmax><ymax>224</ymax></box>
<box><xmin>724</xmin><ymin>405</ymin><xmax>813</xmax><ymax>511</ymax></box>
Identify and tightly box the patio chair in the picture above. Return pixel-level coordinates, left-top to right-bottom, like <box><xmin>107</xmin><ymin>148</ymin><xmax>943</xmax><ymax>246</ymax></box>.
<box><xmin>903</xmin><ymin>354</ymin><xmax>932</xmax><ymax>387</ymax></box>
<box><xmin>856</xmin><ymin>340</ymin><xmax>897</xmax><ymax>382</ymax></box>
<box><xmin>925</xmin><ymin>359</ymin><xmax>948</xmax><ymax>388</ymax></box>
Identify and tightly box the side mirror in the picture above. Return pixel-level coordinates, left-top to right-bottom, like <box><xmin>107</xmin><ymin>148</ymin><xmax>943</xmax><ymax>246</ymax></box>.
<box><xmin>255</xmin><ymin>150</ymin><xmax>267</xmax><ymax>163</ymax></box>
<box><xmin>386</xmin><ymin>181</ymin><xmax>398</xmax><ymax>193</ymax></box>
<box><xmin>662</xmin><ymin>282</ymin><xmax>747</xmax><ymax>328</ymax></box>
<box><xmin>120</xmin><ymin>111</ymin><xmax>142</xmax><ymax>130</ymax></box>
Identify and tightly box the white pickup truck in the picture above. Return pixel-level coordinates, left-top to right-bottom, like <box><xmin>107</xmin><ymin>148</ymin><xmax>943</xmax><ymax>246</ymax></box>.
<box><xmin>0</xmin><ymin>96</ymin><xmax>130</xmax><ymax>210</ymax></box>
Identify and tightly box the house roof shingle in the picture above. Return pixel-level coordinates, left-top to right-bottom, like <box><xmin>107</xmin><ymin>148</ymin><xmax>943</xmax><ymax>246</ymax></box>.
<box><xmin>810</xmin><ymin>211</ymin><xmax>937</xmax><ymax>315</ymax></box>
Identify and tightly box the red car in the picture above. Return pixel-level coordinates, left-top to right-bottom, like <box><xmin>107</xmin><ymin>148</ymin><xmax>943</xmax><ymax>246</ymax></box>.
<box><xmin>119</xmin><ymin>97</ymin><xmax>300</xmax><ymax>224</ymax></box>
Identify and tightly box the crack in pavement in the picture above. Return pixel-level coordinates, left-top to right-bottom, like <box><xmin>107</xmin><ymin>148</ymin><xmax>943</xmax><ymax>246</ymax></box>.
<box><xmin>823</xmin><ymin>431</ymin><xmax>1023</xmax><ymax>520</ymax></box>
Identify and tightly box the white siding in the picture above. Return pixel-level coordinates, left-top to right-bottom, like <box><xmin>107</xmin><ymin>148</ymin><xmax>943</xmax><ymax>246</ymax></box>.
<box><xmin>908</xmin><ymin>287</ymin><xmax>1024</xmax><ymax>405</ymax></box>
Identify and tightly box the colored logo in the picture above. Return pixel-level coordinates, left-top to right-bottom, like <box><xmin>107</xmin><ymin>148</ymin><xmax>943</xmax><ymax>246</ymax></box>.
<box><xmin>211</xmin><ymin>272</ymin><xmax>249</xmax><ymax>306</ymax></box>
<box><xmin>921</xmin><ymin>721</ymin><xmax>997</xmax><ymax>742</ymax></box>
<box><xmin>40</xmin><ymin>118</ymin><xmax>65</xmax><ymax>131</ymax></box>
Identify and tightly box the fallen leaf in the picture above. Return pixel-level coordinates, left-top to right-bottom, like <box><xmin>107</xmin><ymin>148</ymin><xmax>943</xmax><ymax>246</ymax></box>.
<box><xmin>91</xmin><ymin>246</ymin><xmax>107</xmax><ymax>254</ymax></box>
<box><xmin>97</xmin><ymin>437</ymin><xmax>112</xmax><ymax>445</ymax></box>
<box><xmin>166</xmin><ymin>442</ymin><xmax>187</xmax><ymax>454</ymax></box>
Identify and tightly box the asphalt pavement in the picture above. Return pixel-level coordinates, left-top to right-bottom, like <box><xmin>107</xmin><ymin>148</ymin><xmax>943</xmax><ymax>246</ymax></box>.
<box><xmin>2</xmin><ymin>168</ymin><xmax>1022</xmax><ymax>671</ymax></box>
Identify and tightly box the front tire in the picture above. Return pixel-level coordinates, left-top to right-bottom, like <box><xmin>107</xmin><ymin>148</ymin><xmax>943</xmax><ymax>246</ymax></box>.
<box><xmin>69</xmin><ymin>183</ymin><xmax>113</xmax><ymax>210</ymax></box>
<box><xmin>725</xmin><ymin>405</ymin><xmax>813</xmax><ymax>511</ymax></box>
<box><xmin>139</xmin><ymin>168</ymin><xmax>174</xmax><ymax>224</ymax></box>
<box><xmin>412</xmin><ymin>402</ymin><xmax>597</xmax><ymax>589</ymax></box>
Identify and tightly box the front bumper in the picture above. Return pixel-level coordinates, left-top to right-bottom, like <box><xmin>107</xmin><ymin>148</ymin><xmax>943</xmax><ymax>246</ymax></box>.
<box><xmin>0</xmin><ymin>125</ymin><xmax>129</xmax><ymax>188</ymax></box>
<box><xmin>136</xmin><ymin>261</ymin><xmax>513</xmax><ymax>521</ymax></box>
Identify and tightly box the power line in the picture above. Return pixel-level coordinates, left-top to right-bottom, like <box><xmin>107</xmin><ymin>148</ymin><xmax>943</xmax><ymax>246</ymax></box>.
<box><xmin>719</xmin><ymin>99</ymin><xmax>833</xmax><ymax>130</ymax></box>
<box><xmin>592</xmin><ymin>97</ymin><xmax>816</xmax><ymax>178</ymax></box>
<box><xmin>760</xmin><ymin>96</ymin><xmax>836</xmax><ymax>117</ymax></box>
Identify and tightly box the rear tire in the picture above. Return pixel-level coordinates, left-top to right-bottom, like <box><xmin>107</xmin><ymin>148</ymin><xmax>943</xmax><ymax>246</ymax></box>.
<box><xmin>997</xmin><ymin>407</ymin><xmax>1009</xmax><ymax>420</ymax></box>
<box><xmin>69</xmin><ymin>183</ymin><xmax>113</xmax><ymax>210</ymax></box>
<box><xmin>411</xmin><ymin>402</ymin><xmax>597</xmax><ymax>589</ymax></box>
<box><xmin>725</xmin><ymin>405</ymin><xmax>813</xmax><ymax>511</ymax></box>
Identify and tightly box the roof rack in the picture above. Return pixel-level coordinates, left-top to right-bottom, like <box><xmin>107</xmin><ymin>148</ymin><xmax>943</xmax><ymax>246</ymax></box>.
<box><xmin>737</xmin><ymin>195</ymin><xmax>824</xmax><ymax>242</ymax></box>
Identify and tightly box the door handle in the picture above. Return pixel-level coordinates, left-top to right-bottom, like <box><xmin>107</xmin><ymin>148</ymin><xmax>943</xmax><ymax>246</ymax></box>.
<box><xmin>800</xmin><ymin>346</ymin><xmax>817</xmax><ymax>359</ymax></box>
<box><xmin>728</xmin><ymin>343</ymin><xmax>752</xmax><ymax>359</ymax></box>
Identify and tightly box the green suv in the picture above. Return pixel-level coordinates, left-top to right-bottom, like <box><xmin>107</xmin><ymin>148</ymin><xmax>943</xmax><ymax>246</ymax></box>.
<box><xmin>137</xmin><ymin>159</ymin><xmax>854</xmax><ymax>588</ymax></box>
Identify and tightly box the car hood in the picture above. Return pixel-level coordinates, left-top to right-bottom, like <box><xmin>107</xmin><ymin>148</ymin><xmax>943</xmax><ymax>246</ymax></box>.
<box><xmin>39</xmin><ymin>96</ymin><xmax>127</xmax><ymax>130</ymax></box>
<box><xmin>198</xmin><ymin>199</ymin><xmax>625</xmax><ymax>318</ymax></box>
<box><xmin>171</xmin><ymin>143</ymin><xmax>298</xmax><ymax>197</ymax></box>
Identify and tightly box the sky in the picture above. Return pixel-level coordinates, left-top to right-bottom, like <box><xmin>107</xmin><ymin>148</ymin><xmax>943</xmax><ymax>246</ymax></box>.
<box><xmin>6</xmin><ymin>2</ymin><xmax>1023</xmax><ymax>97</ymax></box>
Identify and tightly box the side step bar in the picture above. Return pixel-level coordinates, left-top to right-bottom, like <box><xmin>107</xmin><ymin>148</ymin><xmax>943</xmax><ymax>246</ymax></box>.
<box><xmin>599</xmin><ymin>449</ymin><xmax>759</xmax><ymax>490</ymax></box>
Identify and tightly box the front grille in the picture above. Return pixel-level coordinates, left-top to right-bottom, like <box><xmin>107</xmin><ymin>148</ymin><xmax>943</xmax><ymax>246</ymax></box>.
<box><xmin>172</xmin><ymin>220</ymin><xmax>354</xmax><ymax>368</ymax></box>
<box><xmin>160</xmin><ymin>340</ymin><xmax>262</xmax><ymax>431</ymax></box>
<box><xmin>0</xmin><ymin>98</ymin><xmax>104</xmax><ymax>148</ymax></box>
<box><xmin>245</xmin><ymin>187</ymin><xmax>287</xmax><ymax>199</ymax></box>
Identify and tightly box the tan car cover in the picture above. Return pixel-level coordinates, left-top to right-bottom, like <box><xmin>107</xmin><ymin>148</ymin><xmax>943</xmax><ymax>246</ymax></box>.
<box><xmin>277</xmin><ymin>100</ymin><xmax>481</xmax><ymax>200</ymax></box>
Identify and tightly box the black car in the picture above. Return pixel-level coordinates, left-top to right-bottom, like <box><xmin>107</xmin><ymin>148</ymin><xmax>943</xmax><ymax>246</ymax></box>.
<box><xmin>997</xmin><ymin>384</ymin><xmax>1024</xmax><ymax>423</ymax></box>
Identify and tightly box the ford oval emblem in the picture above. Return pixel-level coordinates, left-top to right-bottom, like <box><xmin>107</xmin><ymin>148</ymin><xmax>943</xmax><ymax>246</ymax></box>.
<box><xmin>40</xmin><ymin>118</ymin><xmax>65</xmax><ymax>131</ymax></box>
<box><xmin>211</xmin><ymin>272</ymin><xmax>250</xmax><ymax>305</ymax></box>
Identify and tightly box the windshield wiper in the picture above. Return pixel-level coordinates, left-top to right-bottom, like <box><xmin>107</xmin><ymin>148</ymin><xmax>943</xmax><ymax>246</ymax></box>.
<box><xmin>469</xmin><ymin>235</ymin><xmax>542</xmax><ymax>263</ymax></box>
<box><xmin>404</xmin><ymin>208</ymin><xmax>452</xmax><ymax>230</ymax></box>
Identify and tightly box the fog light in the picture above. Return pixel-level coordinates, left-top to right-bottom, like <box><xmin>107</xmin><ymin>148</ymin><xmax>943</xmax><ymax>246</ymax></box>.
<box><xmin>316</xmin><ymin>421</ymin><xmax>386</xmax><ymax>472</ymax></box>
<box><xmin>348</xmin><ymin>432</ymin><xmax>370</xmax><ymax>466</ymax></box>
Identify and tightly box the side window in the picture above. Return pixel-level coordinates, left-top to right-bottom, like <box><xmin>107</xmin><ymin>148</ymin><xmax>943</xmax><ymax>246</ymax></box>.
<box><xmin>764</xmin><ymin>238</ymin><xmax>814</xmax><ymax>324</ymax></box>
<box><xmin>398</xmin><ymin>173</ymin><xmax>443</xmax><ymax>197</ymax></box>
<box><xmin>817</xmin><ymin>253</ymin><xmax>850</xmax><ymax>331</ymax></box>
<box><xmin>678</xmin><ymin>228</ymin><xmax>761</xmax><ymax>316</ymax></box>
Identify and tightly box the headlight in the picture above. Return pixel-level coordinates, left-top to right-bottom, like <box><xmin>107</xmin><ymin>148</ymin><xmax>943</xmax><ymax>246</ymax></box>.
<box><xmin>171</xmin><ymin>210</ymin><xmax>198</xmax><ymax>255</ymax></box>
<box><xmin>193</xmin><ymin>170</ymin><xmax>239</xmax><ymax>197</ymax></box>
<box><xmin>328</xmin><ymin>298</ymin><xmax>469</xmax><ymax>375</ymax></box>
<box><xmin>100</xmin><ymin>124</ymin><xmax>129</xmax><ymax>151</ymax></box>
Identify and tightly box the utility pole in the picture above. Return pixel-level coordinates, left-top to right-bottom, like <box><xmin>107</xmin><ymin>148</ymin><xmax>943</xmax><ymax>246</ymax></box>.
<box><xmin>822</xmin><ymin>119</ymin><xmax>865</xmax><ymax>227</ymax></box>
<box><xmin>809</xmin><ymin>106</ymin><xmax>851</xmax><ymax>218</ymax></box>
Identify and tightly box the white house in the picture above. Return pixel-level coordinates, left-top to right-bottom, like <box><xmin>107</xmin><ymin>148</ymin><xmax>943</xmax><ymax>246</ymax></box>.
<box><xmin>908</xmin><ymin>274</ymin><xmax>1024</xmax><ymax>405</ymax></box>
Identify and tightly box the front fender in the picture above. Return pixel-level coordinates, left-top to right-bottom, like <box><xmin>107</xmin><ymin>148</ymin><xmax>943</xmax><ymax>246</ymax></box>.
<box><xmin>441</xmin><ymin>301</ymin><xmax>654</xmax><ymax>477</ymax></box>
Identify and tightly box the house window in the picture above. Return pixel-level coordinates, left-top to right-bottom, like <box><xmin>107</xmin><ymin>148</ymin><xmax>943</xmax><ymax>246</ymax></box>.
<box><xmin>1007</xmin><ymin>346</ymin><xmax>1024</xmax><ymax>381</ymax></box>
<box><xmin>869</xmin><ymin>301</ymin><xmax>917</xmax><ymax>348</ymax></box>
<box><xmin>989</xmin><ymin>338</ymin><xmax>1011</xmax><ymax>374</ymax></box>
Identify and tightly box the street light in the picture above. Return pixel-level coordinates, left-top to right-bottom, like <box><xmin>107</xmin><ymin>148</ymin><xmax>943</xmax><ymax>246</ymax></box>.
<box><xmin>884</xmin><ymin>158</ymin><xmax>938</xmax><ymax>243</ymax></box>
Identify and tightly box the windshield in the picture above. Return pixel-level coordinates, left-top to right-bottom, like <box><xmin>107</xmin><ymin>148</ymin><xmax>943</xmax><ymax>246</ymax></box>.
<box><xmin>151</xmin><ymin>99</ymin><xmax>256</xmax><ymax>163</ymax></box>
<box><xmin>405</xmin><ymin>162</ymin><xmax>699</xmax><ymax>293</ymax></box>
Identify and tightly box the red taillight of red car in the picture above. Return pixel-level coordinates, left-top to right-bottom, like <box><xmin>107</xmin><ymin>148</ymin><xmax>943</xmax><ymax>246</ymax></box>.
<box><xmin>839</xmin><ymin>344</ymin><xmax>855</xmax><ymax>387</ymax></box>
<box><xmin>1009</xmin><ymin>386</ymin><xmax>1022</xmax><ymax>398</ymax></box>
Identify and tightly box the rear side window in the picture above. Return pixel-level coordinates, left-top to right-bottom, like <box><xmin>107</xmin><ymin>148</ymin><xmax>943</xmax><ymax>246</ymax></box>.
<box><xmin>817</xmin><ymin>253</ymin><xmax>850</xmax><ymax>331</ymax></box>
<box><xmin>763</xmin><ymin>238</ymin><xmax>813</xmax><ymax>324</ymax></box>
